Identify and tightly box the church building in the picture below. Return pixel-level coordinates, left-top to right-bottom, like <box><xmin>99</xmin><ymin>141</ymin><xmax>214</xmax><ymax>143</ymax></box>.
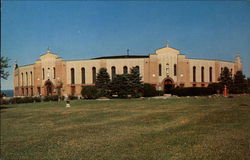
<box><xmin>13</xmin><ymin>42</ymin><xmax>242</xmax><ymax>97</ymax></box>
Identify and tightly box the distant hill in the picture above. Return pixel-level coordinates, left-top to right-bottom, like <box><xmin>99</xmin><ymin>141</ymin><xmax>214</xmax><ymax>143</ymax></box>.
<box><xmin>1</xmin><ymin>90</ymin><xmax>14</xmax><ymax>97</ymax></box>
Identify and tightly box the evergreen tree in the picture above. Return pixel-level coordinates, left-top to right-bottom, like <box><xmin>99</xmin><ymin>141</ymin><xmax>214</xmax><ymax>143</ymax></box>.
<box><xmin>95</xmin><ymin>68</ymin><xmax>111</xmax><ymax>96</ymax></box>
<box><xmin>110</xmin><ymin>74</ymin><xmax>131</xmax><ymax>98</ymax></box>
<box><xmin>129</xmin><ymin>66</ymin><xmax>143</xmax><ymax>93</ymax></box>
<box><xmin>0</xmin><ymin>57</ymin><xmax>10</xmax><ymax>80</ymax></box>
<box><xmin>232</xmin><ymin>71</ymin><xmax>247</xmax><ymax>93</ymax></box>
<box><xmin>218</xmin><ymin>67</ymin><xmax>233</xmax><ymax>91</ymax></box>
<box><xmin>234</xmin><ymin>71</ymin><xmax>245</xmax><ymax>84</ymax></box>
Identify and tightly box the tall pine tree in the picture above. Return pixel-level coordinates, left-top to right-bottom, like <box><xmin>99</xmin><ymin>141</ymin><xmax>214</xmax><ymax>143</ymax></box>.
<box><xmin>129</xmin><ymin>66</ymin><xmax>143</xmax><ymax>94</ymax></box>
<box><xmin>232</xmin><ymin>71</ymin><xmax>247</xmax><ymax>93</ymax></box>
<box><xmin>218</xmin><ymin>67</ymin><xmax>233</xmax><ymax>91</ymax></box>
<box><xmin>95</xmin><ymin>68</ymin><xmax>111</xmax><ymax>96</ymax></box>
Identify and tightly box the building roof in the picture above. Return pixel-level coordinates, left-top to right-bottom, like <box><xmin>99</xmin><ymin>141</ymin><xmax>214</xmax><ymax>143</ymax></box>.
<box><xmin>92</xmin><ymin>55</ymin><xmax>149</xmax><ymax>60</ymax></box>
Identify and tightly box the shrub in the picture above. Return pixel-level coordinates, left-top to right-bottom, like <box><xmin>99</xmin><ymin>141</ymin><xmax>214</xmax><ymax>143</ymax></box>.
<box><xmin>43</xmin><ymin>95</ymin><xmax>59</xmax><ymax>102</ymax></box>
<box><xmin>0</xmin><ymin>99</ymin><xmax>9</xmax><ymax>105</ymax></box>
<box><xmin>172</xmin><ymin>87</ymin><xmax>212</xmax><ymax>96</ymax></box>
<box><xmin>156</xmin><ymin>90</ymin><xmax>164</xmax><ymax>96</ymax></box>
<box><xmin>9</xmin><ymin>97</ymin><xmax>23</xmax><ymax>104</ymax></box>
<box><xmin>68</xmin><ymin>95</ymin><xmax>78</xmax><ymax>100</ymax></box>
<box><xmin>22</xmin><ymin>97</ymin><xmax>35</xmax><ymax>103</ymax></box>
<box><xmin>132</xmin><ymin>92</ymin><xmax>142</xmax><ymax>98</ymax></box>
<box><xmin>207</xmin><ymin>83</ymin><xmax>223</xmax><ymax>94</ymax></box>
<box><xmin>143</xmin><ymin>83</ymin><xmax>157</xmax><ymax>97</ymax></box>
<box><xmin>33</xmin><ymin>97</ymin><xmax>42</xmax><ymax>102</ymax></box>
<box><xmin>81</xmin><ymin>86</ymin><xmax>98</xmax><ymax>99</ymax></box>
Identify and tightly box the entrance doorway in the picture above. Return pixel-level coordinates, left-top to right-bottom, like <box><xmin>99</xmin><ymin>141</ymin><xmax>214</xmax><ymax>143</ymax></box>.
<box><xmin>45</xmin><ymin>80</ymin><xmax>53</xmax><ymax>96</ymax></box>
<box><xmin>164</xmin><ymin>79</ymin><xmax>174</xmax><ymax>94</ymax></box>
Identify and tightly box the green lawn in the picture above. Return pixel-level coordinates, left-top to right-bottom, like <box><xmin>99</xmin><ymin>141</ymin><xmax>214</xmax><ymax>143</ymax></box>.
<box><xmin>1</xmin><ymin>96</ymin><xmax>250</xmax><ymax>160</ymax></box>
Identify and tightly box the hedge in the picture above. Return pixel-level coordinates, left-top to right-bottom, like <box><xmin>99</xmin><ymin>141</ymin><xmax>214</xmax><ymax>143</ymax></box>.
<box><xmin>81</xmin><ymin>86</ymin><xmax>98</xmax><ymax>99</ymax></box>
<box><xmin>143</xmin><ymin>83</ymin><xmax>157</xmax><ymax>97</ymax></box>
<box><xmin>43</xmin><ymin>95</ymin><xmax>59</xmax><ymax>102</ymax></box>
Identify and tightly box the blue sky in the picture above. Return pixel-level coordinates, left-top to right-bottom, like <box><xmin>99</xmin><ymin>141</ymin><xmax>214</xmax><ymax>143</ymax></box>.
<box><xmin>1</xmin><ymin>1</ymin><xmax>250</xmax><ymax>90</ymax></box>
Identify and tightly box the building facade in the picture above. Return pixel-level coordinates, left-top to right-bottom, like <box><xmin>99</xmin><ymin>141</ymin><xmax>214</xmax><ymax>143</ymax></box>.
<box><xmin>13</xmin><ymin>42</ymin><xmax>242</xmax><ymax>97</ymax></box>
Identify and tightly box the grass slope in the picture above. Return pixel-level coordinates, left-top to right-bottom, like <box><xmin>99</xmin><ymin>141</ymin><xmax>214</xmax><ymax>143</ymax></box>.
<box><xmin>1</xmin><ymin>96</ymin><xmax>250</xmax><ymax>160</ymax></box>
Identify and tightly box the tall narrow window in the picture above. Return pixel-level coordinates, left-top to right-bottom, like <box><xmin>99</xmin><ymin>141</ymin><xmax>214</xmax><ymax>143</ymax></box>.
<box><xmin>71</xmin><ymin>68</ymin><xmax>75</xmax><ymax>84</ymax></box>
<box><xmin>136</xmin><ymin>66</ymin><xmax>140</xmax><ymax>73</ymax></box>
<box><xmin>159</xmin><ymin>64</ymin><xmax>162</xmax><ymax>76</ymax></box>
<box><xmin>123</xmin><ymin>66</ymin><xmax>128</xmax><ymax>74</ymax></box>
<box><xmin>221</xmin><ymin>67</ymin><xmax>223</xmax><ymax>73</ymax></box>
<box><xmin>209</xmin><ymin>67</ymin><xmax>212</xmax><ymax>82</ymax></box>
<box><xmin>193</xmin><ymin>66</ymin><xmax>196</xmax><ymax>82</ymax></box>
<box><xmin>21</xmin><ymin>73</ymin><xmax>24</xmax><ymax>86</ymax></box>
<box><xmin>230</xmin><ymin>68</ymin><xmax>233</xmax><ymax>74</ymax></box>
<box><xmin>81</xmin><ymin>67</ymin><xmax>85</xmax><ymax>84</ymax></box>
<box><xmin>26</xmin><ymin>72</ymin><xmax>28</xmax><ymax>86</ymax></box>
<box><xmin>53</xmin><ymin>67</ymin><xmax>56</xmax><ymax>79</ymax></box>
<box><xmin>201</xmin><ymin>67</ymin><xmax>204</xmax><ymax>82</ymax></box>
<box><xmin>174</xmin><ymin>64</ymin><xmax>177</xmax><ymax>76</ymax></box>
<box><xmin>111</xmin><ymin>66</ymin><xmax>116</xmax><ymax>79</ymax></box>
<box><xmin>30</xmin><ymin>71</ymin><xmax>32</xmax><ymax>86</ymax></box>
<box><xmin>42</xmin><ymin>68</ymin><xmax>45</xmax><ymax>80</ymax></box>
<box><xmin>92</xmin><ymin>67</ymin><xmax>96</xmax><ymax>84</ymax></box>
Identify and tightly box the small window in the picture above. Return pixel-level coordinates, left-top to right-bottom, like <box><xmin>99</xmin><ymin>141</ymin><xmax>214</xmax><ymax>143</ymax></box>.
<box><xmin>92</xmin><ymin>67</ymin><xmax>96</xmax><ymax>84</ymax></box>
<box><xmin>71</xmin><ymin>68</ymin><xmax>75</xmax><ymax>84</ymax></box>
<box><xmin>111</xmin><ymin>66</ymin><xmax>116</xmax><ymax>79</ymax></box>
<box><xmin>174</xmin><ymin>64</ymin><xmax>177</xmax><ymax>76</ymax></box>
<box><xmin>81</xmin><ymin>67</ymin><xmax>85</xmax><ymax>84</ymax></box>
<box><xmin>159</xmin><ymin>64</ymin><xmax>162</xmax><ymax>76</ymax></box>
<box><xmin>123</xmin><ymin>66</ymin><xmax>128</xmax><ymax>74</ymax></box>
<box><xmin>193</xmin><ymin>66</ymin><xmax>196</xmax><ymax>82</ymax></box>
<box><xmin>42</xmin><ymin>68</ymin><xmax>45</xmax><ymax>80</ymax></box>
<box><xmin>201</xmin><ymin>66</ymin><xmax>204</xmax><ymax>82</ymax></box>
<box><xmin>209</xmin><ymin>67</ymin><xmax>212</xmax><ymax>82</ymax></box>
<box><xmin>53</xmin><ymin>67</ymin><xmax>56</xmax><ymax>79</ymax></box>
<box><xmin>26</xmin><ymin>72</ymin><xmax>28</xmax><ymax>86</ymax></box>
<box><xmin>21</xmin><ymin>73</ymin><xmax>24</xmax><ymax>86</ymax></box>
<box><xmin>136</xmin><ymin>66</ymin><xmax>140</xmax><ymax>73</ymax></box>
<box><xmin>30</xmin><ymin>71</ymin><xmax>33</xmax><ymax>86</ymax></box>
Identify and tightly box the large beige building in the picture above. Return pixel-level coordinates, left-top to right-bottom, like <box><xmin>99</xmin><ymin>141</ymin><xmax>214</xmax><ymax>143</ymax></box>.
<box><xmin>13</xmin><ymin>42</ymin><xmax>242</xmax><ymax>97</ymax></box>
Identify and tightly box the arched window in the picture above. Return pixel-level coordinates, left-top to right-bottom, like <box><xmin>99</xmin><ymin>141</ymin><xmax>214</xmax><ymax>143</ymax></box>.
<box><xmin>174</xmin><ymin>64</ymin><xmax>177</xmax><ymax>76</ymax></box>
<box><xmin>159</xmin><ymin>64</ymin><xmax>162</xmax><ymax>76</ymax></box>
<box><xmin>193</xmin><ymin>66</ymin><xmax>196</xmax><ymax>82</ymax></box>
<box><xmin>71</xmin><ymin>68</ymin><xmax>75</xmax><ymax>84</ymax></box>
<box><xmin>209</xmin><ymin>67</ymin><xmax>212</xmax><ymax>82</ymax></box>
<box><xmin>201</xmin><ymin>66</ymin><xmax>204</xmax><ymax>82</ymax></box>
<box><xmin>111</xmin><ymin>66</ymin><xmax>116</xmax><ymax>79</ymax></box>
<box><xmin>92</xmin><ymin>67</ymin><xmax>96</xmax><ymax>84</ymax></box>
<box><xmin>221</xmin><ymin>67</ymin><xmax>223</xmax><ymax>73</ymax></box>
<box><xmin>26</xmin><ymin>72</ymin><xmax>28</xmax><ymax>86</ymax></box>
<box><xmin>123</xmin><ymin>66</ymin><xmax>128</xmax><ymax>74</ymax></box>
<box><xmin>21</xmin><ymin>73</ymin><xmax>23</xmax><ymax>86</ymax></box>
<box><xmin>136</xmin><ymin>66</ymin><xmax>140</xmax><ymax>73</ymax></box>
<box><xmin>81</xmin><ymin>67</ymin><xmax>85</xmax><ymax>84</ymax></box>
<box><xmin>42</xmin><ymin>68</ymin><xmax>45</xmax><ymax>80</ymax></box>
<box><xmin>230</xmin><ymin>68</ymin><xmax>233</xmax><ymax>74</ymax></box>
<box><xmin>30</xmin><ymin>71</ymin><xmax>32</xmax><ymax>86</ymax></box>
<box><xmin>53</xmin><ymin>67</ymin><xmax>56</xmax><ymax>79</ymax></box>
